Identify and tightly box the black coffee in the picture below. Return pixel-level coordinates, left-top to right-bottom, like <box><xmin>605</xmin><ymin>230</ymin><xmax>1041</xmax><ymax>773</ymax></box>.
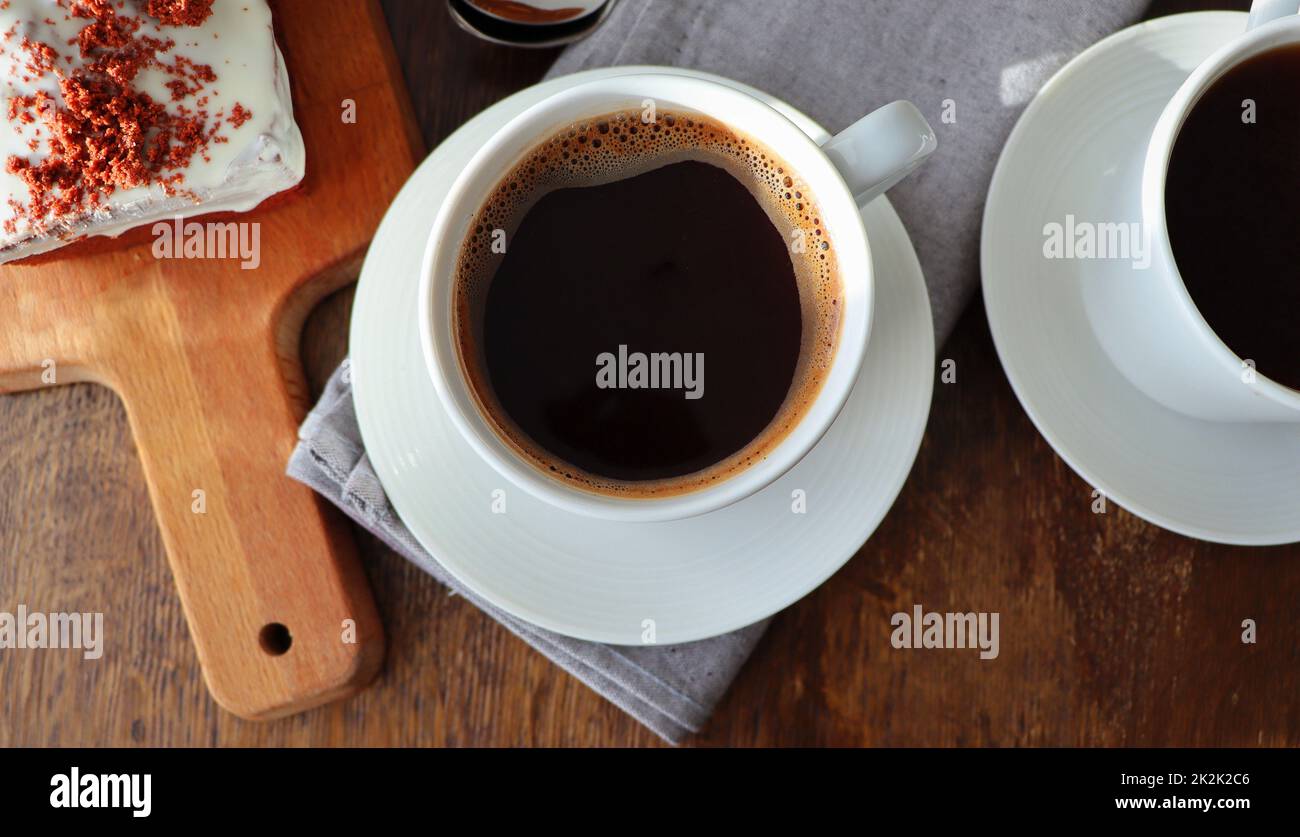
<box><xmin>454</xmin><ymin>110</ymin><xmax>842</xmax><ymax>497</ymax></box>
<box><xmin>1165</xmin><ymin>45</ymin><xmax>1300</xmax><ymax>391</ymax></box>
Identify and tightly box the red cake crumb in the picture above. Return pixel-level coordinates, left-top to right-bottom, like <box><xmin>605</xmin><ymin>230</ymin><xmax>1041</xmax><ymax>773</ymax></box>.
<box><xmin>228</xmin><ymin>101</ymin><xmax>251</xmax><ymax>128</ymax></box>
<box><xmin>3</xmin><ymin>0</ymin><xmax>247</xmax><ymax>237</ymax></box>
<box><xmin>145</xmin><ymin>0</ymin><xmax>215</xmax><ymax>27</ymax></box>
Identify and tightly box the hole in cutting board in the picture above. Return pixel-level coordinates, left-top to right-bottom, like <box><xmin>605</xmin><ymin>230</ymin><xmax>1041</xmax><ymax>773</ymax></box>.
<box><xmin>258</xmin><ymin>622</ymin><xmax>293</xmax><ymax>656</ymax></box>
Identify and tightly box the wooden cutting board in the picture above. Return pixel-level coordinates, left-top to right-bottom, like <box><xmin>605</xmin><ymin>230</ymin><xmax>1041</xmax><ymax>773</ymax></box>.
<box><xmin>0</xmin><ymin>0</ymin><xmax>422</xmax><ymax>719</ymax></box>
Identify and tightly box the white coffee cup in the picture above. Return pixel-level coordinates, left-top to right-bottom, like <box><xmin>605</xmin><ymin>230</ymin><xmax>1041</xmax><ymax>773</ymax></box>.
<box><xmin>1088</xmin><ymin>0</ymin><xmax>1300</xmax><ymax>423</ymax></box>
<box><xmin>419</xmin><ymin>72</ymin><xmax>935</xmax><ymax>521</ymax></box>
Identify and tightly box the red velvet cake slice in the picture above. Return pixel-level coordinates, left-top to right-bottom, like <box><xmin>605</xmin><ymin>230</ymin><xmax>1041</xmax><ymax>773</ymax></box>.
<box><xmin>0</xmin><ymin>0</ymin><xmax>304</xmax><ymax>264</ymax></box>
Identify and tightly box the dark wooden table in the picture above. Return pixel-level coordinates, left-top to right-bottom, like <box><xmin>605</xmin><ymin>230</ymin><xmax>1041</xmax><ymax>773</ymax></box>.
<box><xmin>3</xmin><ymin>0</ymin><xmax>1295</xmax><ymax>747</ymax></box>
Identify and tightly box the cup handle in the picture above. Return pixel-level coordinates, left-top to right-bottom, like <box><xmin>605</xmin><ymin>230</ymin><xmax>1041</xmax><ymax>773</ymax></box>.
<box><xmin>821</xmin><ymin>101</ymin><xmax>936</xmax><ymax>208</ymax></box>
<box><xmin>1247</xmin><ymin>0</ymin><xmax>1300</xmax><ymax>29</ymax></box>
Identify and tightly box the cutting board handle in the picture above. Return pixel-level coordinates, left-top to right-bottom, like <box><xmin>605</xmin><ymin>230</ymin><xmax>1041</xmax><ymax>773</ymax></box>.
<box><xmin>107</xmin><ymin>311</ymin><xmax>384</xmax><ymax>720</ymax></box>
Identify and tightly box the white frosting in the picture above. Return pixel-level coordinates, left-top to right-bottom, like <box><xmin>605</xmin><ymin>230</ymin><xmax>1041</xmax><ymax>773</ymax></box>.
<box><xmin>0</xmin><ymin>0</ymin><xmax>305</xmax><ymax>263</ymax></box>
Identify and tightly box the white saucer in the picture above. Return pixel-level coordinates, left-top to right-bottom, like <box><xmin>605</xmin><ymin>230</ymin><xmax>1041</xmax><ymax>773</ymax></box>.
<box><xmin>351</xmin><ymin>66</ymin><xmax>935</xmax><ymax>643</ymax></box>
<box><xmin>983</xmin><ymin>12</ymin><xmax>1300</xmax><ymax>546</ymax></box>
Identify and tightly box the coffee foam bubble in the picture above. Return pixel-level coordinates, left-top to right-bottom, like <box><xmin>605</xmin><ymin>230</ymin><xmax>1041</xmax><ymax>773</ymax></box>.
<box><xmin>454</xmin><ymin>108</ymin><xmax>844</xmax><ymax>498</ymax></box>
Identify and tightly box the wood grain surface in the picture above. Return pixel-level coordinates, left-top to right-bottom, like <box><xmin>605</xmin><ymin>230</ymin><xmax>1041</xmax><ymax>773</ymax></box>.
<box><xmin>2</xmin><ymin>0</ymin><xmax>1296</xmax><ymax>747</ymax></box>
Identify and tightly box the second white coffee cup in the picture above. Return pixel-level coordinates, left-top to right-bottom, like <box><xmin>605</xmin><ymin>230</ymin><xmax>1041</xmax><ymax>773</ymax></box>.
<box><xmin>1087</xmin><ymin>1</ymin><xmax>1300</xmax><ymax>423</ymax></box>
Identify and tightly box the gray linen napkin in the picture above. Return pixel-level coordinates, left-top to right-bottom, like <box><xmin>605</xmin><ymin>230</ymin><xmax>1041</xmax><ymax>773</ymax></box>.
<box><xmin>290</xmin><ymin>0</ymin><xmax>1147</xmax><ymax>743</ymax></box>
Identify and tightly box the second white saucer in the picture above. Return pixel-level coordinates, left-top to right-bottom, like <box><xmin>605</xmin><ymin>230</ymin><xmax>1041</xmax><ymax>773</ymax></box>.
<box><xmin>982</xmin><ymin>11</ymin><xmax>1300</xmax><ymax>545</ymax></box>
